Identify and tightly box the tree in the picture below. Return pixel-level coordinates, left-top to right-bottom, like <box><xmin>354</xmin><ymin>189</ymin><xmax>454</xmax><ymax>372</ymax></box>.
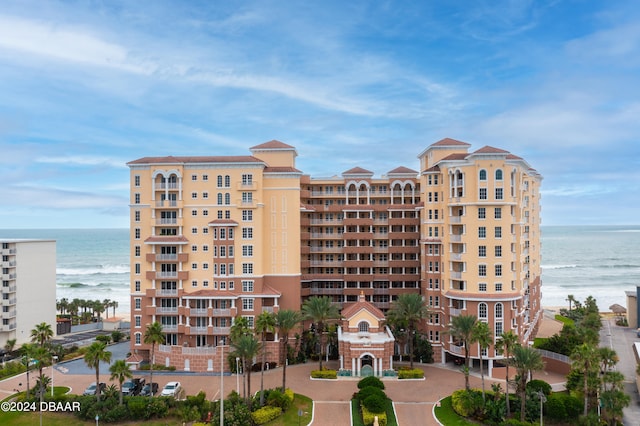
<box><xmin>30</xmin><ymin>322</ymin><xmax>53</xmax><ymax>348</ymax></box>
<box><xmin>472</xmin><ymin>321</ymin><xmax>493</xmax><ymax>403</ymax></box>
<box><xmin>57</xmin><ymin>298</ymin><xmax>69</xmax><ymax>316</ymax></box>
<box><xmin>570</xmin><ymin>343</ymin><xmax>599</xmax><ymax>416</ymax></box>
<box><xmin>230</xmin><ymin>316</ymin><xmax>251</xmax><ymax>342</ymax></box>
<box><xmin>598</xmin><ymin>347</ymin><xmax>618</xmax><ymax>375</ymax></box>
<box><xmin>566</xmin><ymin>294</ymin><xmax>575</xmax><ymax>312</ymax></box>
<box><xmin>109</xmin><ymin>359</ymin><xmax>133</xmax><ymax>405</ymax></box>
<box><xmin>20</xmin><ymin>343</ymin><xmax>36</xmax><ymax>399</ymax></box>
<box><xmin>301</xmin><ymin>296</ymin><xmax>340</xmax><ymax>371</ymax></box>
<box><xmin>255</xmin><ymin>311</ymin><xmax>275</xmax><ymax>407</ymax></box>
<box><xmin>231</xmin><ymin>334</ymin><xmax>261</xmax><ymax>411</ymax></box>
<box><xmin>83</xmin><ymin>341</ymin><xmax>112</xmax><ymax>401</ymax></box>
<box><xmin>512</xmin><ymin>345</ymin><xmax>544</xmax><ymax>422</ymax></box>
<box><xmin>275</xmin><ymin>309</ymin><xmax>302</xmax><ymax>392</ymax></box>
<box><xmin>495</xmin><ymin>330</ymin><xmax>519</xmax><ymax>416</ymax></box>
<box><xmin>103</xmin><ymin>299</ymin><xmax>112</xmax><ymax>319</ymax></box>
<box><xmin>386</xmin><ymin>293</ymin><xmax>429</xmax><ymax>369</ymax></box>
<box><xmin>449</xmin><ymin>314</ymin><xmax>477</xmax><ymax>390</ymax></box>
<box><xmin>4</xmin><ymin>338</ymin><xmax>16</xmax><ymax>354</ymax></box>
<box><xmin>143</xmin><ymin>321</ymin><xmax>164</xmax><ymax>396</ymax></box>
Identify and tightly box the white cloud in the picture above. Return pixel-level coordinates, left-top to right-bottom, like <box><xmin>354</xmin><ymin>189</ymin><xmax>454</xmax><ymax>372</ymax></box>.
<box><xmin>36</xmin><ymin>155</ymin><xmax>127</xmax><ymax>169</ymax></box>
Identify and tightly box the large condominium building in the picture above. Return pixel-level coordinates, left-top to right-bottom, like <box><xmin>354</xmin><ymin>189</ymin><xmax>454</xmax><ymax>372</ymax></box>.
<box><xmin>128</xmin><ymin>138</ymin><xmax>542</xmax><ymax>372</ymax></box>
<box><xmin>0</xmin><ymin>239</ymin><xmax>57</xmax><ymax>348</ymax></box>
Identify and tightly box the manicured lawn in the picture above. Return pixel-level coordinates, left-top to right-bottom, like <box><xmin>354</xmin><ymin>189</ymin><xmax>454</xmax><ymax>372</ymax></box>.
<box><xmin>554</xmin><ymin>314</ymin><xmax>574</xmax><ymax>325</ymax></box>
<box><xmin>1</xmin><ymin>386</ymin><xmax>70</xmax><ymax>402</ymax></box>
<box><xmin>264</xmin><ymin>393</ymin><xmax>313</xmax><ymax>426</ymax></box>
<box><xmin>0</xmin><ymin>411</ymin><xmax>184</xmax><ymax>425</ymax></box>
<box><xmin>434</xmin><ymin>396</ymin><xmax>477</xmax><ymax>426</ymax></box>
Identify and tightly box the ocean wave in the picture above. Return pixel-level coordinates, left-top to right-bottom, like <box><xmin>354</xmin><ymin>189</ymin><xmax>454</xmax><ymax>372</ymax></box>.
<box><xmin>57</xmin><ymin>264</ymin><xmax>129</xmax><ymax>275</ymax></box>
<box><xmin>541</xmin><ymin>264</ymin><xmax>578</xmax><ymax>270</ymax></box>
<box><xmin>57</xmin><ymin>282</ymin><xmax>128</xmax><ymax>288</ymax></box>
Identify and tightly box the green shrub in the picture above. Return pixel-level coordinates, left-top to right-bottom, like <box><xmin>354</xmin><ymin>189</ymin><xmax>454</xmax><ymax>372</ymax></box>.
<box><xmin>544</xmin><ymin>394</ymin><xmax>567</xmax><ymax>421</ymax></box>
<box><xmin>96</xmin><ymin>335</ymin><xmax>111</xmax><ymax>344</ymax></box>
<box><xmin>526</xmin><ymin>379</ymin><xmax>551</xmax><ymax>395</ymax></box>
<box><xmin>451</xmin><ymin>389</ymin><xmax>483</xmax><ymax>418</ymax></box>
<box><xmin>363</xmin><ymin>394</ymin><xmax>386</xmax><ymax>413</ymax></box>
<box><xmin>358</xmin><ymin>376</ymin><xmax>385</xmax><ymax>390</ymax></box>
<box><xmin>398</xmin><ymin>368</ymin><xmax>424</xmax><ymax>379</ymax></box>
<box><xmin>310</xmin><ymin>369</ymin><xmax>337</xmax><ymax>379</ymax></box>
<box><xmin>362</xmin><ymin>404</ymin><xmax>387</xmax><ymax>426</ymax></box>
<box><xmin>358</xmin><ymin>386</ymin><xmax>386</xmax><ymax>401</ymax></box>
<box><xmin>284</xmin><ymin>388</ymin><xmax>294</xmax><ymax>403</ymax></box>
<box><xmin>251</xmin><ymin>406</ymin><xmax>282</xmax><ymax>425</ymax></box>
<box><xmin>266</xmin><ymin>389</ymin><xmax>291</xmax><ymax>411</ymax></box>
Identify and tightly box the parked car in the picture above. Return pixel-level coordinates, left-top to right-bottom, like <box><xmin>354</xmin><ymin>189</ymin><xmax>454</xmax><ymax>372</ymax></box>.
<box><xmin>122</xmin><ymin>378</ymin><xmax>145</xmax><ymax>396</ymax></box>
<box><xmin>139</xmin><ymin>382</ymin><xmax>159</xmax><ymax>396</ymax></box>
<box><xmin>160</xmin><ymin>381</ymin><xmax>182</xmax><ymax>397</ymax></box>
<box><xmin>83</xmin><ymin>382</ymin><xmax>106</xmax><ymax>396</ymax></box>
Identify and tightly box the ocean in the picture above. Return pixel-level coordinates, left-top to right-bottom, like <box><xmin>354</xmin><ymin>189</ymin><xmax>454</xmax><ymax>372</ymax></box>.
<box><xmin>0</xmin><ymin>225</ymin><xmax>638</xmax><ymax>316</ymax></box>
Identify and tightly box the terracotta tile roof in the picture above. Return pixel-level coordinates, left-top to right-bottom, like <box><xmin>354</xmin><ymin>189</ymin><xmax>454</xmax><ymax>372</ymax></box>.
<box><xmin>431</xmin><ymin>138</ymin><xmax>471</xmax><ymax>147</ymax></box>
<box><xmin>126</xmin><ymin>353</ymin><xmax>144</xmax><ymax>363</ymax></box>
<box><xmin>472</xmin><ymin>145</ymin><xmax>510</xmax><ymax>155</ymax></box>
<box><xmin>423</xmin><ymin>165</ymin><xmax>440</xmax><ymax>172</ymax></box>
<box><xmin>388</xmin><ymin>166</ymin><xmax>418</xmax><ymax>175</ymax></box>
<box><xmin>208</xmin><ymin>219</ymin><xmax>239</xmax><ymax>226</ymax></box>
<box><xmin>183</xmin><ymin>289</ymin><xmax>240</xmax><ymax>298</ymax></box>
<box><xmin>300</xmin><ymin>203</ymin><xmax>316</xmax><ymax>211</ymax></box>
<box><xmin>250</xmin><ymin>140</ymin><xmax>295</xmax><ymax>150</ymax></box>
<box><xmin>341</xmin><ymin>292</ymin><xmax>385</xmax><ymax>320</ymax></box>
<box><xmin>261</xmin><ymin>284</ymin><xmax>282</xmax><ymax>296</ymax></box>
<box><xmin>144</xmin><ymin>235</ymin><xmax>189</xmax><ymax>244</ymax></box>
<box><xmin>440</xmin><ymin>153</ymin><xmax>468</xmax><ymax>161</ymax></box>
<box><xmin>264</xmin><ymin>166</ymin><xmax>302</xmax><ymax>173</ymax></box>
<box><xmin>507</xmin><ymin>154</ymin><xmax>523</xmax><ymax>160</ymax></box>
<box><xmin>342</xmin><ymin>167</ymin><xmax>374</xmax><ymax>176</ymax></box>
<box><xmin>127</xmin><ymin>155</ymin><xmax>263</xmax><ymax>165</ymax></box>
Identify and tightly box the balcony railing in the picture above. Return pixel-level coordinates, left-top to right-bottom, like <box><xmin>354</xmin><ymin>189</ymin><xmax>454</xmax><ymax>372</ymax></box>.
<box><xmin>212</xmin><ymin>309</ymin><xmax>231</xmax><ymax>316</ymax></box>
<box><xmin>189</xmin><ymin>308</ymin><xmax>208</xmax><ymax>316</ymax></box>
<box><xmin>157</xmin><ymin>289</ymin><xmax>178</xmax><ymax>296</ymax></box>
<box><xmin>190</xmin><ymin>326</ymin><xmax>208</xmax><ymax>334</ymax></box>
<box><xmin>156</xmin><ymin>307</ymin><xmax>178</xmax><ymax>314</ymax></box>
<box><xmin>212</xmin><ymin>327</ymin><xmax>230</xmax><ymax>334</ymax></box>
<box><xmin>161</xmin><ymin>324</ymin><xmax>178</xmax><ymax>332</ymax></box>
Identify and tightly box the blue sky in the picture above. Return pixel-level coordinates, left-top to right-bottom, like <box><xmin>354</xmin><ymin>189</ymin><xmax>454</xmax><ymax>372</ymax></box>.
<box><xmin>0</xmin><ymin>0</ymin><xmax>639</xmax><ymax>228</ymax></box>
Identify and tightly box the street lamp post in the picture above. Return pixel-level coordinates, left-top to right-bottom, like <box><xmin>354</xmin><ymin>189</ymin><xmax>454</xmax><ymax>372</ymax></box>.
<box><xmin>537</xmin><ymin>391</ymin><xmax>546</xmax><ymax>426</ymax></box>
<box><xmin>51</xmin><ymin>355</ymin><xmax>58</xmax><ymax>397</ymax></box>
<box><xmin>220</xmin><ymin>339</ymin><xmax>225</xmax><ymax>426</ymax></box>
<box><xmin>236</xmin><ymin>357</ymin><xmax>240</xmax><ymax>394</ymax></box>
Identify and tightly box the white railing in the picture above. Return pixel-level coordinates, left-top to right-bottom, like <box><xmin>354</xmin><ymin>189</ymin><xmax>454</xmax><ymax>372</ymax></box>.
<box><xmin>156</xmin><ymin>307</ymin><xmax>178</xmax><ymax>314</ymax></box>
<box><xmin>182</xmin><ymin>346</ymin><xmax>217</xmax><ymax>355</ymax></box>
<box><xmin>212</xmin><ymin>327</ymin><xmax>230</xmax><ymax>334</ymax></box>
<box><xmin>158</xmin><ymin>344</ymin><xmax>171</xmax><ymax>353</ymax></box>
<box><xmin>189</xmin><ymin>308</ymin><xmax>208</xmax><ymax>316</ymax></box>
<box><xmin>157</xmin><ymin>289</ymin><xmax>178</xmax><ymax>296</ymax></box>
<box><xmin>212</xmin><ymin>309</ymin><xmax>231</xmax><ymax>316</ymax></box>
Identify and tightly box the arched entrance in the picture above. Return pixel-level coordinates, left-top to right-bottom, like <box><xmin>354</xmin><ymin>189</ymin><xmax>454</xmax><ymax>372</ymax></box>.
<box><xmin>359</xmin><ymin>353</ymin><xmax>375</xmax><ymax>377</ymax></box>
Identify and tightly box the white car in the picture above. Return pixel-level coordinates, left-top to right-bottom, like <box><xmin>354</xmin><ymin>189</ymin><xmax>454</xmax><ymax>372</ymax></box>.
<box><xmin>160</xmin><ymin>381</ymin><xmax>182</xmax><ymax>397</ymax></box>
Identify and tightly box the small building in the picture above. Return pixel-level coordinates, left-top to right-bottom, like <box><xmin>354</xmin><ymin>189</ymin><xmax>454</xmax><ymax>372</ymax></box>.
<box><xmin>337</xmin><ymin>292</ymin><xmax>395</xmax><ymax>377</ymax></box>
<box><xmin>626</xmin><ymin>287</ymin><xmax>639</xmax><ymax>329</ymax></box>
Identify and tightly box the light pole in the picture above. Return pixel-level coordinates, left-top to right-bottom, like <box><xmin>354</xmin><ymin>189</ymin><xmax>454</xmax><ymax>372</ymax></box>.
<box><xmin>537</xmin><ymin>390</ymin><xmax>546</xmax><ymax>426</ymax></box>
<box><xmin>220</xmin><ymin>339</ymin><xmax>225</xmax><ymax>426</ymax></box>
<box><xmin>236</xmin><ymin>357</ymin><xmax>240</xmax><ymax>394</ymax></box>
<box><xmin>51</xmin><ymin>355</ymin><xmax>58</xmax><ymax>397</ymax></box>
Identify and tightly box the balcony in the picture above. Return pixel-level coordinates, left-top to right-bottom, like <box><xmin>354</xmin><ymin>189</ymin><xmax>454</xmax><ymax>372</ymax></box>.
<box><xmin>212</xmin><ymin>308</ymin><xmax>231</xmax><ymax>316</ymax></box>
<box><xmin>212</xmin><ymin>327</ymin><xmax>231</xmax><ymax>335</ymax></box>
<box><xmin>147</xmin><ymin>253</ymin><xmax>189</xmax><ymax>263</ymax></box>
<box><xmin>147</xmin><ymin>271</ymin><xmax>189</xmax><ymax>280</ymax></box>
<box><xmin>161</xmin><ymin>324</ymin><xmax>178</xmax><ymax>332</ymax></box>
<box><xmin>189</xmin><ymin>308</ymin><xmax>208</xmax><ymax>317</ymax></box>
<box><xmin>156</xmin><ymin>307</ymin><xmax>178</xmax><ymax>314</ymax></box>
<box><xmin>156</xmin><ymin>288</ymin><xmax>178</xmax><ymax>296</ymax></box>
<box><xmin>449</xmin><ymin>307</ymin><xmax>463</xmax><ymax>317</ymax></box>
<box><xmin>2</xmin><ymin>298</ymin><xmax>16</xmax><ymax>306</ymax></box>
<box><xmin>154</xmin><ymin>182</ymin><xmax>179</xmax><ymax>191</ymax></box>
<box><xmin>2</xmin><ymin>285</ymin><xmax>16</xmax><ymax>293</ymax></box>
<box><xmin>155</xmin><ymin>200</ymin><xmax>179</xmax><ymax>208</ymax></box>
<box><xmin>188</xmin><ymin>326</ymin><xmax>209</xmax><ymax>335</ymax></box>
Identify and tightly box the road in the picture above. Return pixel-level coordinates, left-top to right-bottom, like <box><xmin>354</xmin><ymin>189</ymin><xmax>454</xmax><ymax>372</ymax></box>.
<box><xmin>600</xmin><ymin>317</ymin><xmax>640</xmax><ymax>425</ymax></box>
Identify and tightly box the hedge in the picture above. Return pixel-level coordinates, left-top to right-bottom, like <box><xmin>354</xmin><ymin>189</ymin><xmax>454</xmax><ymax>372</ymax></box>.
<box><xmin>284</xmin><ymin>388</ymin><xmax>295</xmax><ymax>403</ymax></box>
<box><xmin>311</xmin><ymin>369</ymin><xmax>337</xmax><ymax>379</ymax></box>
<box><xmin>251</xmin><ymin>406</ymin><xmax>282</xmax><ymax>425</ymax></box>
<box><xmin>362</xmin><ymin>404</ymin><xmax>387</xmax><ymax>426</ymax></box>
<box><xmin>398</xmin><ymin>368</ymin><xmax>423</xmax><ymax>379</ymax></box>
<box><xmin>358</xmin><ymin>376</ymin><xmax>385</xmax><ymax>390</ymax></box>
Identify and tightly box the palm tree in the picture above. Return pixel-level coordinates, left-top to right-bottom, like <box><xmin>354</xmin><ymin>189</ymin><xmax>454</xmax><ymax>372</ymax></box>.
<box><xmin>386</xmin><ymin>293</ymin><xmax>429</xmax><ymax>369</ymax></box>
<box><xmin>109</xmin><ymin>359</ymin><xmax>133</xmax><ymax>405</ymax></box>
<box><xmin>598</xmin><ymin>347</ymin><xmax>618</xmax><ymax>375</ymax></box>
<box><xmin>512</xmin><ymin>344</ymin><xmax>544</xmax><ymax>422</ymax></box>
<box><xmin>275</xmin><ymin>309</ymin><xmax>302</xmax><ymax>391</ymax></box>
<box><xmin>30</xmin><ymin>322</ymin><xmax>54</xmax><ymax>348</ymax></box>
<box><xmin>449</xmin><ymin>314</ymin><xmax>477</xmax><ymax>390</ymax></box>
<box><xmin>566</xmin><ymin>294</ymin><xmax>576</xmax><ymax>312</ymax></box>
<box><xmin>4</xmin><ymin>338</ymin><xmax>17</xmax><ymax>355</ymax></box>
<box><xmin>103</xmin><ymin>299</ymin><xmax>112</xmax><ymax>319</ymax></box>
<box><xmin>570</xmin><ymin>343</ymin><xmax>599</xmax><ymax>416</ymax></box>
<box><xmin>495</xmin><ymin>330</ymin><xmax>519</xmax><ymax>416</ymax></box>
<box><xmin>84</xmin><ymin>341</ymin><xmax>112</xmax><ymax>401</ymax></box>
<box><xmin>143</xmin><ymin>321</ymin><xmax>164</xmax><ymax>396</ymax></box>
<box><xmin>230</xmin><ymin>316</ymin><xmax>251</xmax><ymax>342</ymax></box>
<box><xmin>57</xmin><ymin>298</ymin><xmax>69</xmax><ymax>316</ymax></box>
<box><xmin>32</xmin><ymin>345</ymin><xmax>51</xmax><ymax>404</ymax></box>
<box><xmin>232</xmin><ymin>334</ymin><xmax>261</xmax><ymax>411</ymax></box>
<box><xmin>255</xmin><ymin>311</ymin><xmax>275</xmax><ymax>407</ymax></box>
<box><xmin>20</xmin><ymin>343</ymin><xmax>36</xmax><ymax>398</ymax></box>
<box><xmin>301</xmin><ymin>296</ymin><xmax>340</xmax><ymax>371</ymax></box>
<box><xmin>472</xmin><ymin>321</ymin><xmax>493</xmax><ymax>403</ymax></box>
<box><xmin>110</xmin><ymin>300</ymin><xmax>119</xmax><ymax>318</ymax></box>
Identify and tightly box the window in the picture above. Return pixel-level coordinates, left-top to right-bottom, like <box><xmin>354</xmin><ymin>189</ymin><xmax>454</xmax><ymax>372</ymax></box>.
<box><xmin>135</xmin><ymin>228</ymin><xmax>141</xmax><ymax>239</ymax></box>
<box><xmin>242</xmin><ymin>280</ymin><xmax>254</xmax><ymax>292</ymax></box>
<box><xmin>228</xmin><ymin>228</ymin><xmax>234</xmax><ymax>239</ymax></box>
<box><xmin>243</xmin><ymin>316</ymin><xmax>254</xmax><ymax>328</ymax></box>
<box><xmin>494</xmin><ymin>208</ymin><xmax>502</xmax><ymax>219</ymax></box>
<box><xmin>203</xmin><ymin>280</ymin><xmax>209</xmax><ymax>287</ymax></box>
<box><xmin>135</xmin><ymin>281</ymin><xmax>141</xmax><ymax>292</ymax></box>
<box><xmin>479</xmin><ymin>303</ymin><xmax>488</xmax><ymax>319</ymax></box>
<box><xmin>135</xmin><ymin>211</ymin><xmax>140</xmax><ymax>222</ymax></box>
<box><xmin>135</xmin><ymin>333</ymin><xmax>141</xmax><ymax>345</ymax></box>
<box><xmin>242</xmin><ymin>210</ymin><xmax>253</xmax><ymax>221</ymax></box>
<box><xmin>135</xmin><ymin>316</ymin><xmax>141</xmax><ymax>328</ymax></box>
<box><xmin>495</xmin><ymin>282</ymin><xmax>503</xmax><ymax>292</ymax></box>
<box><xmin>203</xmin><ymin>192</ymin><xmax>208</xmax><ymax>199</ymax></box>
<box><xmin>242</xmin><ymin>298</ymin><xmax>254</xmax><ymax>311</ymax></box>
<box><xmin>242</xmin><ymin>228</ymin><xmax>253</xmax><ymax>239</ymax></box>
<box><xmin>217</xmin><ymin>193</ymin><xmax>223</xmax><ymax>204</ymax></box>
<box><xmin>134</xmin><ymin>298</ymin><xmax>141</xmax><ymax>310</ymax></box>
<box><xmin>479</xmin><ymin>170</ymin><xmax>487</xmax><ymax>180</ymax></box>
<box><xmin>203</xmin><ymin>245</ymin><xmax>209</xmax><ymax>252</ymax></box>
<box><xmin>192</xmin><ymin>174</ymin><xmax>197</xmax><ymax>181</ymax></box>
<box><xmin>225</xmin><ymin>193</ymin><xmax>230</xmax><ymax>204</ymax></box>
<box><xmin>192</xmin><ymin>192</ymin><xmax>198</xmax><ymax>199</ymax></box>
<box><xmin>220</xmin><ymin>229</ymin><xmax>226</xmax><ymax>239</ymax></box>
<box><xmin>242</xmin><ymin>174</ymin><xmax>253</xmax><ymax>185</ymax></box>
<box><xmin>495</xmin><ymin>227</ymin><xmax>502</xmax><ymax>238</ymax></box>
<box><xmin>495</xmin><ymin>188</ymin><xmax>503</xmax><ymax>200</ymax></box>
<box><xmin>217</xmin><ymin>175</ymin><xmax>223</xmax><ymax>187</ymax></box>
<box><xmin>242</xmin><ymin>192</ymin><xmax>252</xmax><ymax>203</ymax></box>
<box><xmin>479</xmin><ymin>188</ymin><xmax>487</xmax><ymax>200</ymax></box>
<box><xmin>242</xmin><ymin>263</ymin><xmax>253</xmax><ymax>274</ymax></box>
<box><xmin>134</xmin><ymin>175</ymin><xmax>140</xmax><ymax>186</ymax></box>
<box><xmin>134</xmin><ymin>193</ymin><xmax>140</xmax><ymax>204</ymax></box>
<box><xmin>203</xmin><ymin>263</ymin><xmax>209</xmax><ymax>270</ymax></box>
<box><xmin>191</xmin><ymin>280</ymin><xmax>198</xmax><ymax>287</ymax></box>
<box><xmin>495</xmin><ymin>246</ymin><xmax>502</xmax><ymax>257</ymax></box>
<box><xmin>479</xmin><ymin>264</ymin><xmax>487</xmax><ymax>277</ymax></box>
<box><xmin>135</xmin><ymin>246</ymin><xmax>140</xmax><ymax>257</ymax></box>
<box><xmin>478</xmin><ymin>227</ymin><xmax>486</xmax><ymax>239</ymax></box>
<box><xmin>228</xmin><ymin>246</ymin><xmax>234</xmax><ymax>257</ymax></box>
<box><xmin>495</xmin><ymin>264</ymin><xmax>502</xmax><ymax>276</ymax></box>
<box><xmin>203</xmin><ymin>175</ymin><xmax>208</xmax><ymax>181</ymax></box>
<box><xmin>135</xmin><ymin>263</ymin><xmax>140</xmax><ymax>274</ymax></box>
<box><xmin>478</xmin><ymin>245</ymin><xmax>487</xmax><ymax>257</ymax></box>
<box><xmin>495</xmin><ymin>169</ymin><xmax>503</xmax><ymax>180</ymax></box>
<box><xmin>495</xmin><ymin>303</ymin><xmax>503</xmax><ymax>318</ymax></box>
<box><xmin>192</xmin><ymin>209</ymin><xmax>197</xmax><ymax>216</ymax></box>
<box><xmin>478</xmin><ymin>207</ymin><xmax>486</xmax><ymax>219</ymax></box>
<box><xmin>479</xmin><ymin>283</ymin><xmax>487</xmax><ymax>292</ymax></box>
<box><xmin>358</xmin><ymin>322</ymin><xmax>369</xmax><ymax>333</ymax></box>
<box><xmin>225</xmin><ymin>175</ymin><xmax>231</xmax><ymax>187</ymax></box>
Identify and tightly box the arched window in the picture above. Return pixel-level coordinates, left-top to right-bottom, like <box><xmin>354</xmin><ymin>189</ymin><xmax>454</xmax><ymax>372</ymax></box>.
<box><xmin>217</xmin><ymin>193</ymin><xmax>223</xmax><ymax>205</ymax></box>
<box><xmin>495</xmin><ymin>169</ymin><xmax>503</xmax><ymax>180</ymax></box>
<box><xmin>479</xmin><ymin>169</ymin><xmax>487</xmax><ymax>181</ymax></box>
<box><xmin>495</xmin><ymin>303</ymin><xmax>503</xmax><ymax>319</ymax></box>
<box><xmin>217</xmin><ymin>175</ymin><xmax>223</xmax><ymax>187</ymax></box>
<box><xmin>225</xmin><ymin>175</ymin><xmax>231</xmax><ymax>187</ymax></box>
<box><xmin>479</xmin><ymin>303</ymin><xmax>488</xmax><ymax>319</ymax></box>
<box><xmin>224</xmin><ymin>193</ymin><xmax>231</xmax><ymax>205</ymax></box>
<box><xmin>134</xmin><ymin>332</ymin><xmax>141</xmax><ymax>345</ymax></box>
<box><xmin>358</xmin><ymin>321</ymin><xmax>369</xmax><ymax>333</ymax></box>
